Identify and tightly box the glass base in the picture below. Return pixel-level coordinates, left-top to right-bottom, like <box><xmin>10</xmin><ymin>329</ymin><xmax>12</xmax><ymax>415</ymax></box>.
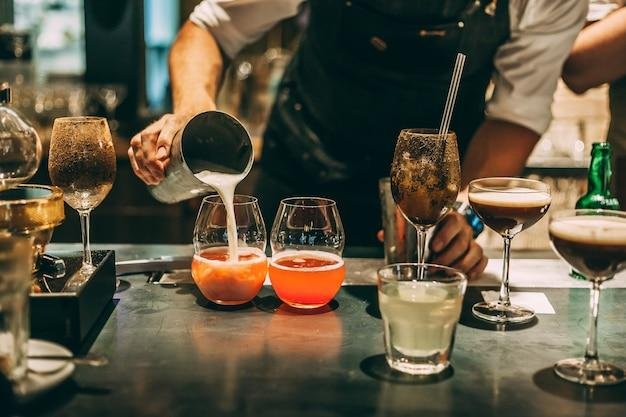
<box><xmin>285</xmin><ymin>301</ymin><xmax>327</xmax><ymax>309</ymax></box>
<box><xmin>212</xmin><ymin>299</ymin><xmax>253</xmax><ymax>306</ymax></box>
<box><xmin>386</xmin><ymin>357</ymin><xmax>450</xmax><ymax>376</ymax></box>
<box><xmin>554</xmin><ymin>358</ymin><xmax>625</xmax><ymax>386</ymax></box>
<box><xmin>472</xmin><ymin>301</ymin><xmax>535</xmax><ymax>324</ymax></box>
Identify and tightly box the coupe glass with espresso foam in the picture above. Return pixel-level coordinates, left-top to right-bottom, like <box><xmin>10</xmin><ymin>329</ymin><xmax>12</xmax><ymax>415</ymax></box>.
<box><xmin>549</xmin><ymin>209</ymin><xmax>626</xmax><ymax>385</ymax></box>
<box><xmin>269</xmin><ymin>197</ymin><xmax>345</xmax><ymax>309</ymax></box>
<box><xmin>48</xmin><ymin>117</ymin><xmax>116</xmax><ymax>271</ymax></box>
<box><xmin>390</xmin><ymin>129</ymin><xmax>460</xmax><ymax>266</ymax></box>
<box><xmin>192</xmin><ymin>195</ymin><xmax>267</xmax><ymax>305</ymax></box>
<box><xmin>468</xmin><ymin>177</ymin><xmax>551</xmax><ymax>323</ymax></box>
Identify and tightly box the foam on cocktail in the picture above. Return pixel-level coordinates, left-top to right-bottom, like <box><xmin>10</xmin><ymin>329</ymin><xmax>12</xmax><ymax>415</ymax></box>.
<box><xmin>193</xmin><ymin>246</ymin><xmax>266</xmax><ymax>264</ymax></box>
<box><xmin>469</xmin><ymin>187</ymin><xmax>551</xmax><ymax>208</ymax></box>
<box><xmin>270</xmin><ymin>251</ymin><xmax>344</xmax><ymax>271</ymax></box>
<box><xmin>549</xmin><ymin>216</ymin><xmax>626</xmax><ymax>245</ymax></box>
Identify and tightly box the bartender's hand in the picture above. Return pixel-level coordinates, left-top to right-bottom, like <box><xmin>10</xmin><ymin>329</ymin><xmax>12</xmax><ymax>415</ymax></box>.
<box><xmin>429</xmin><ymin>211</ymin><xmax>488</xmax><ymax>279</ymax></box>
<box><xmin>128</xmin><ymin>113</ymin><xmax>190</xmax><ymax>185</ymax></box>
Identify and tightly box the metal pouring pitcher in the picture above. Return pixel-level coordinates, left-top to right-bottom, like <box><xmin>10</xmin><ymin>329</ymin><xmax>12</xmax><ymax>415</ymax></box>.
<box><xmin>379</xmin><ymin>178</ymin><xmax>417</xmax><ymax>264</ymax></box>
<box><xmin>149</xmin><ymin>111</ymin><xmax>254</xmax><ymax>203</ymax></box>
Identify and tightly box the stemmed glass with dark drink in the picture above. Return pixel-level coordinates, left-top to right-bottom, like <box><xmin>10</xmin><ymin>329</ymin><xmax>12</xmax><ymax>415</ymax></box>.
<box><xmin>48</xmin><ymin>117</ymin><xmax>116</xmax><ymax>271</ymax></box>
<box><xmin>549</xmin><ymin>209</ymin><xmax>626</xmax><ymax>385</ymax></box>
<box><xmin>468</xmin><ymin>177</ymin><xmax>551</xmax><ymax>323</ymax></box>
<box><xmin>390</xmin><ymin>129</ymin><xmax>460</xmax><ymax>265</ymax></box>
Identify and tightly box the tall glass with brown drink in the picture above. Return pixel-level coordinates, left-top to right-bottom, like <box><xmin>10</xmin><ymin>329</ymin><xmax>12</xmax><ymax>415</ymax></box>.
<box><xmin>468</xmin><ymin>178</ymin><xmax>551</xmax><ymax>324</ymax></box>
<box><xmin>390</xmin><ymin>129</ymin><xmax>460</xmax><ymax>265</ymax></box>
<box><xmin>48</xmin><ymin>117</ymin><xmax>116</xmax><ymax>270</ymax></box>
<box><xmin>549</xmin><ymin>209</ymin><xmax>626</xmax><ymax>385</ymax></box>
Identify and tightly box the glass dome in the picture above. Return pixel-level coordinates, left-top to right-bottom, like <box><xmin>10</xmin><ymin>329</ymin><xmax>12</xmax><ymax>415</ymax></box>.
<box><xmin>0</xmin><ymin>82</ymin><xmax>42</xmax><ymax>191</ymax></box>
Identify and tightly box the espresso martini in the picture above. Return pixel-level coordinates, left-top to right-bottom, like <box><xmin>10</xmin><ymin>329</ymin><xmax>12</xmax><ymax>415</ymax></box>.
<box><xmin>469</xmin><ymin>187</ymin><xmax>552</xmax><ymax>236</ymax></box>
<box><xmin>550</xmin><ymin>215</ymin><xmax>626</xmax><ymax>281</ymax></box>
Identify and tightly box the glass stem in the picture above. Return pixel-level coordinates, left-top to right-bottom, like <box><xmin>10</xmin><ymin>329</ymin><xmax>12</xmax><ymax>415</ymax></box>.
<box><xmin>584</xmin><ymin>281</ymin><xmax>602</xmax><ymax>363</ymax></box>
<box><xmin>415</xmin><ymin>226</ymin><xmax>428</xmax><ymax>280</ymax></box>
<box><xmin>79</xmin><ymin>209</ymin><xmax>93</xmax><ymax>267</ymax></box>
<box><xmin>499</xmin><ymin>236</ymin><xmax>512</xmax><ymax>306</ymax></box>
<box><xmin>416</xmin><ymin>226</ymin><xmax>428</xmax><ymax>265</ymax></box>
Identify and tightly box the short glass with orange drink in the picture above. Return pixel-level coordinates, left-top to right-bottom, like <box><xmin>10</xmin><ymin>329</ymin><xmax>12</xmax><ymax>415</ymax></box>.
<box><xmin>191</xmin><ymin>195</ymin><xmax>267</xmax><ymax>305</ymax></box>
<box><xmin>269</xmin><ymin>197</ymin><xmax>345</xmax><ymax>309</ymax></box>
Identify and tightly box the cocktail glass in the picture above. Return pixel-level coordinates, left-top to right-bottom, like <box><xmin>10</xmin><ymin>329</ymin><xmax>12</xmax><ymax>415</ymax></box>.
<box><xmin>269</xmin><ymin>197</ymin><xmax>345</xmax><ymax>309</ymax></box>
<box><xmin>377</xmin><ymin>263</ymin><xmax>467</xmax><ymax>375</ymax></box>
<box><xmin>192</xmin><ymin>194</ymin><xmax>267</xmax><ymax>305</ymax></box>
<box><xmin>390</xmin><ymin>129</ymin><xmax>460</xmax><ymax>266</ymax></box>
<box><xmin>469</xmin><ymin>177</ymin><xmax>551</xmax><ymax>323</ymax></box>
<box><xmin>48</xmin><ymin>117</ymin><xmax>116</xmax><ymax>272</ymax></box>
<box><xmin>549</xmin><ymin>209</ymin><xmax>626</xmax><ymax>385</ymax></box>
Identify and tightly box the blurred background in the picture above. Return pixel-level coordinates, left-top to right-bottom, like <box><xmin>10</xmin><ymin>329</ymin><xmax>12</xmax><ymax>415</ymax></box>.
<box><xmin>0</xmin><ymin>0</ymin><xmax>613</xmax><ymax>250</ymax></box>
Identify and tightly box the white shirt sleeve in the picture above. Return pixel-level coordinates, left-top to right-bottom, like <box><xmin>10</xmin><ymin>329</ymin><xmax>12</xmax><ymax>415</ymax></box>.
<box><xmin>189</xmin><ymin>0</ymin><xmax>303</xmax><ymax>58</ymax></box>
<box><xmin>486</xmin><ymin>0</ymin><xmax>588</xmax><ymax>135</ymax></box>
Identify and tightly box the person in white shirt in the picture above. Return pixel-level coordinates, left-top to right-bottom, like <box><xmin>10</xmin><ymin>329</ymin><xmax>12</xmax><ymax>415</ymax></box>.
<box><xmin>129</xmin><ymin>0</ymin><xmax>586</xmax><ymax>278</ymax></box>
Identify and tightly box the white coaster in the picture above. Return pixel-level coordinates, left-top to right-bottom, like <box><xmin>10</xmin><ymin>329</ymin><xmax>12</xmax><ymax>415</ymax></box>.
<box><xmin>481</xmin><ymin>291</ymin><xmax>556</xmax><ymax>314</ymax></box>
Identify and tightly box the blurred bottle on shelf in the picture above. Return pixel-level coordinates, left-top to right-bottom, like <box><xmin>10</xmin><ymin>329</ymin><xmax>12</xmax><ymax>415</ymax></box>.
<box><xmin>575</xmin><ymin>142</ymin><xmax>620</xmax><ymax>210</ymax></box>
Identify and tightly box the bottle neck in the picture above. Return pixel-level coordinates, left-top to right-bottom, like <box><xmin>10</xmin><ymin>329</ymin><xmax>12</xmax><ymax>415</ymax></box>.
<box><xmin>587</xmin><ymin>149</ymin><xmax>613</xmax><ymax>194</ymax></box>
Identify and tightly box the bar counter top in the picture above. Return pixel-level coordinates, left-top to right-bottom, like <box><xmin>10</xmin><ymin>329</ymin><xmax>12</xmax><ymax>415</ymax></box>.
<box><xmin>17</xmin><ymin>244</ymin><xmax>626</xmax><ymax>417</ymax></box>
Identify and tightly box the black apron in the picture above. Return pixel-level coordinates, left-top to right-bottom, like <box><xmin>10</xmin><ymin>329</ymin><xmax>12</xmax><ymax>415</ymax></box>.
<box><xmin>251</xmin><ymin>0</ymin><xmax>510</xmax><ymax>246</ymax></box>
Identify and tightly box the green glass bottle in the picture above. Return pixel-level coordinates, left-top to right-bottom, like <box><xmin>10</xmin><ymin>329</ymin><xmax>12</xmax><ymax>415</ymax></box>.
<box><xmin>575</xmin><ymin>142</ymin><xmax>620</xmax><ymax>210</ymax></box>
<box><xmin>571</xmin><ymin>142</ymin><xmax>619</xmax><ymax>280</ymax></box>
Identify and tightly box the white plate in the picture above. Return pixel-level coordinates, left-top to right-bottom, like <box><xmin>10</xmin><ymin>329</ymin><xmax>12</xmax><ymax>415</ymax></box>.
<box><xmin>13</xmin><ymin>339</ymin><xmax>75</xmax><ymax>402</ymax></box>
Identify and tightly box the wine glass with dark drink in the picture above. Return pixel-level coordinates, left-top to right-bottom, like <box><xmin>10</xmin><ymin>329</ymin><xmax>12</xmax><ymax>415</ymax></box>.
<box><xmin>468</xmin><ymin>177</ymin><xmax>551</xmax><ymax>323</ymax></box>
<box><xmin>549</xmin><ymin>209</ymin><xmax>626</xmax><ymax>385</ymax></box>
<box><xmin>390</xmin><ymin>129</ymin><xmax>460</xmax><ymax>265</ymax></box>
<box><xmin>48</xmin><ymin>117</ymin><xmax>116</xmax><ymax>270</ymax></box>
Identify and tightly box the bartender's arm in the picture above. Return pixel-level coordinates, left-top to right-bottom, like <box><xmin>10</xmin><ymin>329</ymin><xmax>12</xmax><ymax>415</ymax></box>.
<box><xmin>128</xmin><ymin>21</ymin><xmax>222</xmax><ymax>185</ymax></box>
<box><xmin>460</xmin><ymin>0</ymin><xmax>588</xmax><ymax>186</ymax></box>
<box><xmin>128</xmin><ymin>0</ymin><xmax>301</xmax><ymax>185</ymax></box>
<box><xmin>561</xmin><ymin>7</ymin><xmax>626</xmax><ymax>94</ymax></box>
<box><xmin>427</xmin><ymin>0</ymin><xmax>587</xmax><ymax>274</ymax></box>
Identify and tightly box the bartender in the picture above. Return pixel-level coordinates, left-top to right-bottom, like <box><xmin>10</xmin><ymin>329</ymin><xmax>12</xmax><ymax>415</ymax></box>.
<box><xmin>129</xmin><ymin>0</ymin><xmax>586</xmax><ymax>278</ymax></box>
<box><xmin>562</xmin><ymin>2</ymin><xmax>626</xmax><ymax>208</ymax></box>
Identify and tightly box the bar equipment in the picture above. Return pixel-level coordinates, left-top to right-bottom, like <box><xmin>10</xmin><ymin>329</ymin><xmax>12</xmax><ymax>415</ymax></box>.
<box><xmin>0</xmin><ymin>83</ymin><xmax>63</xmax><ymax>269</ymax></box>
<box><xmin>0</xmin><ymin>82</ymin><xmax>40</xmax><ymax>191</ymax></box>
<box><xmin>0</xmin><ymin>83</ymin><xmax>115</xmax><ymax>353</ymax></box>
<box><xmin>379</xmin><ymin>178</ymin><xmax>417</xmax><ymax>264</ymax></box>
<box><xmin>149</xmin><ymin>111</ymin><xmax>254</xmax><ymax>204</ymax></box>
<box><xmin>0</xmin><ymin>83</ymin><xmax>62</xmax><ymax>380</ymax></box>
